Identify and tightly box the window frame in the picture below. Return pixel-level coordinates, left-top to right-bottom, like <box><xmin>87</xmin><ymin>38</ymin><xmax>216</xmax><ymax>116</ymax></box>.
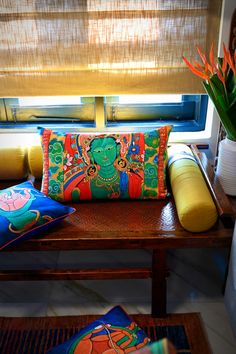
<box><xmin>105</xmin><ymin>95</ymin><xmax>208</xmax><ymax>132</ymax></box>
<box><xmin>0</xmin><ymin>95</ymin><xmax>208</xmax><ymax>133</ymax></box>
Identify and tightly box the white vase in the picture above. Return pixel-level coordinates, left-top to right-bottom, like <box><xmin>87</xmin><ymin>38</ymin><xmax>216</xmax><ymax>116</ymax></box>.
<box><xmin>216</xmin><ymin>138</ymin><xmax>236</xmax><ymax>196</ymax></box>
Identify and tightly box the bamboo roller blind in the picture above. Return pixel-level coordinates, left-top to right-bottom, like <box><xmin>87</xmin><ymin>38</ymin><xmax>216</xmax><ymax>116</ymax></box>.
<box><xmin>0</xmin><ymin>0</ymin><xmax>222</xmax><ymax>96</ymax></box>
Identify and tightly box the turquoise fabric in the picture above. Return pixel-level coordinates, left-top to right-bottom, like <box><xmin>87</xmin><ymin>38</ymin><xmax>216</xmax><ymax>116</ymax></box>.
<box><xmin>47</xmin><ymin>305</ymin><xmax>150</xmax><ymax>353</ymax></box>
<box><xmin>0</xmin><ymin>181</ymin><xmax>75</xmax><ymax>250</ymax></box>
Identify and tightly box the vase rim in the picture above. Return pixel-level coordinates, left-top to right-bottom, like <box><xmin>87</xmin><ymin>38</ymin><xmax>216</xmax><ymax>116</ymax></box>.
<box><xmin>225</xmin><ymin>137</ymin><xmax>236</xmax><ymax>144</ymax></box>
<box><xmin>220</xmin><ymin>137</ymin><xmax>236</xmax><ymax>152</ymax></box>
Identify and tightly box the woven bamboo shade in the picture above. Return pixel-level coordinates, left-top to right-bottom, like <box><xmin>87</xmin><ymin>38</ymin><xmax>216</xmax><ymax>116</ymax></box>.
<box><xmin>0</xmin><ymin>0</ymin><xmax>222</xmax><ymax>96</ymax></box>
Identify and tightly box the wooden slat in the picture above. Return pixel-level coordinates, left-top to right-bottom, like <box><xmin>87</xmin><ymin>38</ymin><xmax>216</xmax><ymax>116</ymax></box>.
<box><xmin>0</xmin><ymin>146</ymin><xmax>234</xmax><ymax>317</ymax></box>
<box><xmin>3</xmin><ymin>224</ymin><xmax>232</xmax><ymax>252</ymax></box>
<box><xmin>0</xmin><ymin>267</ymin><xmax>151</xmax><ymax>281</ymax></box>
<box><xmin>191</xmin><ymin>144</ymin><xmax>235</xmax><ymax>221</ymax></box>
<box><xmin>152</xmin><ymin>249</ymin><xmax>167</xmax><ymax>317</ymax></box>
<box><xmin>0</xmin><ymin>313</ymin><xmax>212</xmax><ymax>354</ymax></box>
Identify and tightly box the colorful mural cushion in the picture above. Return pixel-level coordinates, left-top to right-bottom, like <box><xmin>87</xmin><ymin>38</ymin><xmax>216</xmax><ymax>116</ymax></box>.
<box><xmin>47</xmin><ymin>305</ymin><xmax>150</xmax><ymax>354</ymax></box>
<box><xmin>0</xmin><ymin>181</ymin><xmax>75</xmax><ymax>251</ymax></box>
<box><xmin>39</xmin><ymin>126</ymin><xmax>172</xmax><ymax>201</ymax></box>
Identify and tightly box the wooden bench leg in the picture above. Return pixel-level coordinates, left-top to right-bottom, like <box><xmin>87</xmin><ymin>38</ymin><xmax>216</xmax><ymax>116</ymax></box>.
<box><xmin>151</xmin><ymin>249</ymin><xmax>167</xmax><ymax>317</ymax></box>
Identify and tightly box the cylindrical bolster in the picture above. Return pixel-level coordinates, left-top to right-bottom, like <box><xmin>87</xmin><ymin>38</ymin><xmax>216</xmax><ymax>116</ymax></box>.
<box><xmin>0</xmin><ymin>146</ymin><xmax>28</xmax><ymax>180</ymax></box>
<box><xmin>168</xmin><ymin>145</ymin><xmax>218</xmax><ymax>232</ymax></box>
<box><xmin>27</xmin><ymin>145</ymin><xmax>43</xmax><ymax>179</ymax></box>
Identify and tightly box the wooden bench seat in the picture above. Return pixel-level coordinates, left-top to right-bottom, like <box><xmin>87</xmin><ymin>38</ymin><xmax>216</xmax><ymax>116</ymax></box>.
<box><xmin>0</xmin><ymin>149</ymin><xmax>235</xmax><ymax>317</ymax></box>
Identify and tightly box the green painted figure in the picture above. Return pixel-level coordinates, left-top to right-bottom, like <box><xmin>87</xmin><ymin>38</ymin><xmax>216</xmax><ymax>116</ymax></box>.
<box><xmin>87</xmin><ymin>137</ymin><xmax>121</xmax><ymax>199</ymax></box>
<box><xmin>69</xmin><ymin>134</ymin><xmax>144</xmax><ymax>200</ymax></box>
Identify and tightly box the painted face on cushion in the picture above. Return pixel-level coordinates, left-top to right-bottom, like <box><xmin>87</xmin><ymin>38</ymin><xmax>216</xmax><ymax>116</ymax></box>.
<box><xmin>89</xmin><ymin>137</ymin><xmax>118</xmax><ymax>167</ymax></box>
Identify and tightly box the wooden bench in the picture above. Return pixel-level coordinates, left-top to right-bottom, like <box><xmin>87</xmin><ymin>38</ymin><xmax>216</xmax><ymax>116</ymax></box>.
<box><xmin>0</xmin><ymin>147</ymin><xmax>235</xmax><ymax>317</ymax></box>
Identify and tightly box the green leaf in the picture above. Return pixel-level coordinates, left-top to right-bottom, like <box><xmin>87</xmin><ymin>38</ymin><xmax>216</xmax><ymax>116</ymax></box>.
<box><xmin>229</xmin><ymin>94</ymin><xmax>236</xmax><ymax>109</ymax></box>
<box><xmin>203</xmin><ymin>81</ymin><xmax>236</xmax><ymax>141</ymax></box>
<box><xmin>210</xmin><ymin>74</ymin><xmax>225</xmax><ymax>94</ymax></box>
<box><xmin>203</xmin><ymin>82</ymin><xmax>216</xmax><ymax>101</ymax></box>
<box><xmin>216</xmin><ymin>94</ymin><xmax>228</xmax><ymax>111</ymax></box>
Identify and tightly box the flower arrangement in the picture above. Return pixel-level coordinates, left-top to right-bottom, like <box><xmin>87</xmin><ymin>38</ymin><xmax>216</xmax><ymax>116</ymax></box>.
<box><xmin>183</xmin><ymin>44</ymin><xmax>236</xmax><ymax>141</ymax></box>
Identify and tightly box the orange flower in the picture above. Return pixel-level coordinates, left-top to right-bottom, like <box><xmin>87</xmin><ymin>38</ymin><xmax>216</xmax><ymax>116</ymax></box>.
<box><xmin>213</xmin><ymin>62</ymin><xmax>225</xmax><ymax>84</ymax></box>
<box><xmin>183</xmin><ymin>43</ymin><xmax>236</xmax><ymax>83</ymax></box>
<box><xmin>197</xmin><ymin>46</ymin><xmax>213</xmax><ymax>75</ymax></box>
<box><xmin>209</xmin><ymin>43</ymin><xmax>215</xmax><ymax>75</ymax></box>
<box><xmin>223</xmin><ymin>44</ymin><xmax>236</xmax><ymax>76</ymax></box>
<box><xmin>221</xmin><ymin>56</ymin><xmax>228</xmax><ymax>75</ymax></box>
<box><xmin>182</xmin><ymin>56</ymin><xmax>210</xmax><ymax>80</ymax></box>
<box><xmin>183</xmin><ymin>43</ymin><xmax>236</xmax><ymax>142</ymax></box>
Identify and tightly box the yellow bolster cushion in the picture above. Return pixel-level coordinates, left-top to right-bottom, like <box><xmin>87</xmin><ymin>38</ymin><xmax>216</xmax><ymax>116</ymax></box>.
<box><xmin>0</xmin><ymin>146</ymin><xmax>28</xmax><ymax>180</ymax></box>
<box><xmin>169</xmin><ymin>159</ymin><xmax>218</xmax><ymax>232</ymax></box>
<box><xmin>27</xmin><ymin>145</ymin><xmax>43</xmax><ymax>179</ymax></box>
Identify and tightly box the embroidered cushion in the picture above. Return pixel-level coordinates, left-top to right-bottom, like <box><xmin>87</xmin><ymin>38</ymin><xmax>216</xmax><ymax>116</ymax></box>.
<box><xmin>0</xmin><ymin>181</ymin><xmax>75</xmax><ymax>251</ymax></box>
<box><xmin>39</xmin><ymin>126</ymin><xmax>172</xmax><ymax>201</ymax></box>
<box><xmin>46</xmin><ymin>305</ymin><xmax>150</xmax><ymax>354</ymax></box>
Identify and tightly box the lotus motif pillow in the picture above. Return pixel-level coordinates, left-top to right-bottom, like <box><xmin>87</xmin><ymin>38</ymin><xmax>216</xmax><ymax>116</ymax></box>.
<box><xmin>39</xmin><ymin>126</ymin><xmax>172</xmax><ymax>201</ymax></box>
<box><xmin>0</xmin><ymin>181</ymin><xmax>75</xmax><ymax>251</ymax></box>
<box><xmin>47</xmin><ymin>305</ymin><xmax>150</xmax><ymax>353</ymax></box>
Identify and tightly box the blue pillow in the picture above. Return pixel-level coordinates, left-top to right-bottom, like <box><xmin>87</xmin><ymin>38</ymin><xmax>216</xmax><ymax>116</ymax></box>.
<box><xmin>47</xmin><ymin>305</ymin><xmax>150</xmax><ymax>353</ymax></box>
<box><xmin>0</xmin><ymin>181</ymin><xmax>75</xmax><ymax>251</ymax></box>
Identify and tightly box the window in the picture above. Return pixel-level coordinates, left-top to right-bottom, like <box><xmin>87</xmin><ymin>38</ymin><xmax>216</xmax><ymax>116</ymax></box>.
<box><xmin>0</xmin><ymin>95</ymin><xmax>208</xmax><ymax>132</ymax></box>
<box><xmin>105</xmin><ymin>95</ymin><xmax>208</xmax><ymax>132</ymax></box>
<box><xmin>0</xmin><ymin>97</ymin><xmax>96</xmax><ymax>128</ymax></box>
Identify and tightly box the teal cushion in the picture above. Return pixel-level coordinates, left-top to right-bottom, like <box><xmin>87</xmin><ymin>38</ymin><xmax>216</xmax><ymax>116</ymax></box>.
<box><xmin>0</xmin><ymin>181</ymin><xmax>75</xmax><ymax>250</ymax></box>
<box><xmin>47</xmin><ymin>305</ymin><xmax>150</xmax><ymax>353</ymax></box>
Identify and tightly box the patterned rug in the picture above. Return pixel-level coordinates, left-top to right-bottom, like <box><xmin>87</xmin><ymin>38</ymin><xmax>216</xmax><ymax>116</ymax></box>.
<box><xmin>0</xmin><ymin>312</ymin><xmax>211</xmax><ymax>354</ymax></box>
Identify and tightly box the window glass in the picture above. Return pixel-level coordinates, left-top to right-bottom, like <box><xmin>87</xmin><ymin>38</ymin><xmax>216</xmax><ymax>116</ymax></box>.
<box><xmin>105</xmin><ymin>95</ymin><xmax>208</xmax><ymax>132</ymax></box>
<box><xmin>0</xmin><ymin>97</ymin><xmax>95</xmax><ymax>126</ymax></box>
<box><xmin>0</xmin><ymin>95</ymin><xmax>208</xmax><ymax>132</ymax></box>
<box><xmin>18</xmin><ymin>96</ymin><xmax>82</xmax><ymax>106</ymax></box>
<box><xmin>118</xmin><ymin>95</ymin><xmax>182</xmax><ymax>104</ymax></box>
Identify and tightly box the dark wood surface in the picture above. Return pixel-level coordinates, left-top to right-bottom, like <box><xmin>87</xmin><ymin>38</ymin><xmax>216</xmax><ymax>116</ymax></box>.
<box><xmin>2</xmin><ymin>198</ymin><xmax>233</xmax><ymax>252</ymax></box>
<box><xmin>0</xmin><ymin>148</ymin><xmax>235</xmax><ymax>317</ymax></box>
<box><xmin>0</xmin><ymin>267</ymin><xmax>151</xmax><ymax>281</ymax></box>
<box><xmin>1</xmin><ymin>148</ymin><xmax>234</xmax><ymax>253</ymax></box>
<box><xmin>0</xmin><ymin>312</ymin><xmax>212</xmax><ymax>354</ymax></box>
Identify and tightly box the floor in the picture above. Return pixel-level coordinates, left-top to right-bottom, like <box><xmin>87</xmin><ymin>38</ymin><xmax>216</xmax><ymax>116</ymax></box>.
<box><xmin>0</xmin><ymin>248</ymin><xmax>236</xmax><ymax>354</ymax></box>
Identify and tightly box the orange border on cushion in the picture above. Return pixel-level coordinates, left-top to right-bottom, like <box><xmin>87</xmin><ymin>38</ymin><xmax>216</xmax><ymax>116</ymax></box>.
<box><xmin>158</xmin><ymin>126</ymin><xmax>169</xmax><ymax>199</ymax></box>
<box><xmin>41</xmin><ymin>129</ymin><xmax>51</xmax><ymax>196</ymax></box>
